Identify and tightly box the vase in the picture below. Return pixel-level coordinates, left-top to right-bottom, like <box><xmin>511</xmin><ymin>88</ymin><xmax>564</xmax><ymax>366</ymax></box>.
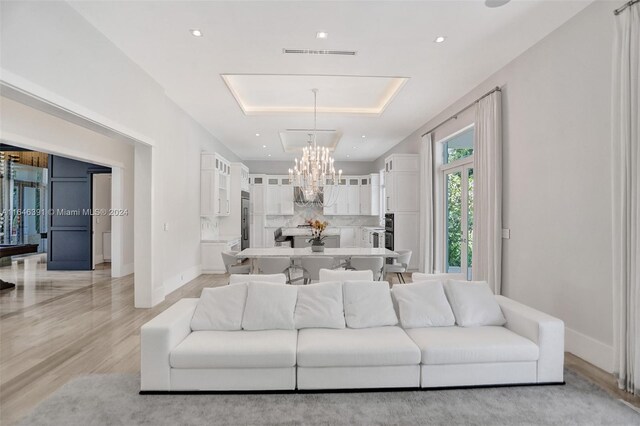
<box><xmin>311</xmin><ymin>243</ymin><xmax>325</xmax><ymax>252</ymax></box>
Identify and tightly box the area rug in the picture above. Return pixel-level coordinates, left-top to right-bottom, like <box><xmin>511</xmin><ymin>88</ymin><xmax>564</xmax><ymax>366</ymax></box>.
<box><xmin>17</xmin><ymin>370</ymin><xmax>639</xmax><ymax>425</ymax></box>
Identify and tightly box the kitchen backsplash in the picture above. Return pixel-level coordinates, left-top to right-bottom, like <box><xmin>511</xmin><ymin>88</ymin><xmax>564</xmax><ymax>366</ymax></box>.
<box><xmin>201</xmin><ymin>216</ymin><xmax>220</xmax><ymax>240</ymax></box>
<box><xmin>265</xmin><ymin>205</ymin><xmax>382</xmax><ymax>228</ymax></box>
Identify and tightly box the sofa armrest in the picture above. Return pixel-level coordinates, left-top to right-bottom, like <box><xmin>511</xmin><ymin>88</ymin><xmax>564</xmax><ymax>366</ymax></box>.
<box><xmin>140</xmin><ymin>298</ymin><xmax>198</xmax><ymax>391</ymax></box>
<box><xmin>495</xmin><ymin>295</ymin><xmax>564</xmax><ymax>383</ymax></box>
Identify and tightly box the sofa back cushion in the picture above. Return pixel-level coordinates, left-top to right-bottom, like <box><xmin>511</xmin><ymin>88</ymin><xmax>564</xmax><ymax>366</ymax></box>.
<box><xmin>319</xmin><ymin>268</ymin><xmax>373</xmax><ymax>282</ymax></box>
<box><xmin>294</xmin><ymin>281</ymin><xmax>345</xmax><ymax>329</ymax></box>
<box><xmin>444</xmin><ymin>280</ymin><xmax>506</xmax><ymax>327</ymax></box>
<box><xmin>392</xmin><ymin>280</ymin><xmax>455</xmax><ymax>328</ymax></box>
<box><xmin>242</xmin><ymin>282</ymin><xmax>298</xmax><ymax>330</ymax></box>
<box><xmin>229</xmin><ymin>274</ymin><xmax>286</xmax><ymax>285</ymax></box>
<box><xmin>412</xmin><ymin>272</ymin><xmax>466</xmax><ymax>282</ymax></box>
<box><xmin>191</xmin><ymin>284</ymin><xmax>247</xmax><ymax>331</ymax></box>
<box><xmin>342</xmin><ymin>281</ymin><xmax>398</xmax><ymax>328</ymax></box>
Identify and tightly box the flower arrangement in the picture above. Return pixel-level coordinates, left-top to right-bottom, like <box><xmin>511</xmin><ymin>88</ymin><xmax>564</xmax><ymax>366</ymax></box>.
<box><xmin>306</xmin><ymin>219</ymin><xmax>328</xmax><ymax>246</ymax></box>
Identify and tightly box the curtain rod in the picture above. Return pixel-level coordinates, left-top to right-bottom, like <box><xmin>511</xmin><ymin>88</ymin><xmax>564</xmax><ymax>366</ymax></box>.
<box><xmin>421</xmin><ymin>86</ymin><xmax>501</xmax><ymax>138</ymax></box>
<box><xmin>615</xmin><ymin>0</ymin><xmax>639</xmax><ymax>15</ymax></box>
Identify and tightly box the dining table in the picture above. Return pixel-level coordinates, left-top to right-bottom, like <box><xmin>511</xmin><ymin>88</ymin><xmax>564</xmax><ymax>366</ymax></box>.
<box><xmin>236</xmin><ymin>247</ymin><xmax>398</xmax><ymax>276</ymax></box>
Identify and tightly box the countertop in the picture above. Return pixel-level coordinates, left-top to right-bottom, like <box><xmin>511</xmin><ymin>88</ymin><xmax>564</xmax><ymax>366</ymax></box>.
<box><xmin>201</xmin><ymin>235</ymin><xmax>241</xmax><ymax>243</ymax></box>
<box><xmin>237</xmin><ymin>247</ymin><xmax>398</xmax><ymax>258</ymax></box>
<box><xmin>281</xmin><ymin>227</ymin><xmax>341</xmax><ymax>237</ymax></box>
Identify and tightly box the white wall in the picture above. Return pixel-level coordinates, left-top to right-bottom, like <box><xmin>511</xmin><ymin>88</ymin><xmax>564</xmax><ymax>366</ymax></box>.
<box><xmin>375</xmin><ymin>1</ymin><xmax>615</xmax><ymax>371</ymax></box>
<box><xmin>1</xmin><ymin>1</ymin><xmax>240</xmax><ymax>307</ymax></box>
<box><xmin>92</xmin><ymin>174</ymin><xmax>112</xmax><ymax>263</ymax></box>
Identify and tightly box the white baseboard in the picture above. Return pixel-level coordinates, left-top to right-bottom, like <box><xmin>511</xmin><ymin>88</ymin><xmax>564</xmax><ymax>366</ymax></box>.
<box><xmin>163</xmin><ymin>264</ymin><xmax>202</xmax><ymax>296</ymax></box>
<box><xmin>565</xmin><ymin>326</ymin><xmax>614</xmax><ymax>373</ymax></box>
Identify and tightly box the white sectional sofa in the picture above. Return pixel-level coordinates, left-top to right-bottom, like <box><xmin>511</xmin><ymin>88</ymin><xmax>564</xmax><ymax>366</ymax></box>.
<box><xmin>141</xmin><ymin>273</ymin><xmax>564</xmax><ymax>392</ymax></box>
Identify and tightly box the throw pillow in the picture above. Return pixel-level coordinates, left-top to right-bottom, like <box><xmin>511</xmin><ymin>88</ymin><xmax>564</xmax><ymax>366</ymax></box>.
<box><xmin>392</xmin><ymin>281</ymin><xmax>455</xmax><ymax>328</ymax></box>
<box><xmin>444</xmin><ymin>280</ymin><xmax>506</xmax><ymax>327</ymax></box>
<box><xmin>342</xmin><ymin>281</ymin><xmax>398</xmax><ymax>328</ymax></box>
<box><xmin>190</xmin><ymin>284</ymin><xmax>247</xmax><ymax>331</ymax></box>
<box><xmin>294</xmin><ymin>281</ymin><xmax>345</xmax><ymax>329</ymax></box>
<box><xmin>242</xmin><ymin>281</ymin><xmax>298</xmax><ymax>330</ymax></box>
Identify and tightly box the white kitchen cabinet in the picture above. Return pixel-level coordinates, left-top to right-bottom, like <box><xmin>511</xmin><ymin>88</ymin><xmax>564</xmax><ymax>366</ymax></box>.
<box><xmin>265</xmin><ymin>177</ymin><xmax>294</xmax><ymax>215</ymax></box>
<box><xmin>250</xmin><ymin>214</ymin><xmax>265</xmax><ymax>248</ymax></box>
<box><xmin>201</xmin><ymin>238</ymin><xmax>241</xmax><ymax>273</ymax></box>
<box><xmin>339</xmin><ymin>227</ymin><xmax>357</xmax><ymax>248</ymax></box>
<box><xmin>358</xmin><ymin>174</ymin><xmax>380</xmax><ymax>216</ymax></box>
<box><xmin>347</xmin><ymin>179</ymin><xmax>360</xmax><ymax>215</ymax></box>
<box><xmin>323</xmin><ymin>182</ymin><xmax>337</xmax><ymax>215</ymax></box>
<box><xmin>249</xmin><ymin>175</ymin><xmax>266</xmax><ymax>214</ymax></box>
<box><xmin>384</xmin><ymin>154</ymin><xmax>419</xmax><ymax>214</ymax></box>
<box><xmin>240</xmin><ymin>165</ymin><xmax>250</xmax><ymax>192</ymax></box>
<box><xmin>201</xmin><ymin>153</ymin><xmax>231</xmax><ymax>217</ymax></box>
<box><xmin>264</xmin><ymin>227</ymin><xmax>277</xmax><ymax>247</ymax></box>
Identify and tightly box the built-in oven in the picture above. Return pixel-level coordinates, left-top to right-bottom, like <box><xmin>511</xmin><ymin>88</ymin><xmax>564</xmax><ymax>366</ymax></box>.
<box><xmin>384</xmin><ymin>213</ymin><xmax>394</xmax><ymax>233</ymax></box>
<box><xmin>384</xmin><ymin>232</ymin><xmax>393</xmax><ymax>251</ymax></box>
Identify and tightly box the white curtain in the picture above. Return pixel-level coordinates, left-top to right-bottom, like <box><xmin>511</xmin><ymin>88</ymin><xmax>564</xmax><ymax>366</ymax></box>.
<box><xmin>420</xmin><ymin>132</ymin><xmax>435</xmax><ymax>273</ymax></box>
<box><xmin>472</xmin><ymin>91</ymin><xmax>502</xmax><ymax>294</ymax></box>
<box><xmin>612</xmin><ymin>2</ymin><xmax>640</xmax><ymax>396</ymax></box>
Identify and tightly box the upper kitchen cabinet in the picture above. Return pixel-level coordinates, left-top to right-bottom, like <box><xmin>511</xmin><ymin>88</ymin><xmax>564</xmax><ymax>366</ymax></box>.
<box><xmin>359</xmin><ymin>174</ymin><xmax>380</xmax><ymax>216</ymax></box>
<box><xmin>201</xmin><ymin>153</ymin><xmax>231</xmax><ymax>216</ymax></box>
<box><xmin>323</xmin><ymin>177</ymin><xmax>360</xmax><ymax>216</ymax></box>
<box><xmin>384</xmin><ymin>154</ymin><xmax>419</xmax><ymax>213</ymax></box>
<box><xmin>265</xmin><ymin>176</ymin><xmax>294</xmax><ymax>216</ymax></box>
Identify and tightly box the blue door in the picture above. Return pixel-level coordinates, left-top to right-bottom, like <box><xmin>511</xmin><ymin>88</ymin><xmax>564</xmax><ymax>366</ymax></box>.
<box><xmin>47</xmin><ymin>155</ymin><xmax>109</xmax><ymax>270</ymax></box>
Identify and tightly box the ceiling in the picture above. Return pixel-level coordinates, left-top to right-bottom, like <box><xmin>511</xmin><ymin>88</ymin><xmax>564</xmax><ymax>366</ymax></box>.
<box><xmin>69</xmin><ymin>0</ymin><xmax>593</xmax><ymax>161</ymax></box>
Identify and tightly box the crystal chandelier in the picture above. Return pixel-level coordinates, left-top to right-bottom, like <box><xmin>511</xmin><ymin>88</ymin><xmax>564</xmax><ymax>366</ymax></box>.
<box><xmin>289</xmin><ymin>89</ymin><xmax>342</xmax><ymax>204</ymax></box>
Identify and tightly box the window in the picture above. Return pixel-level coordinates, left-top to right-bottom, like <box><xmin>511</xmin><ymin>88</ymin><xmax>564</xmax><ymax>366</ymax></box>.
<box><xmin>440</xmin><ymin>126</ymin><xmax>474</xmax><ymax>280</ymax></box>
<box><xmin>443</xmin><ymin>126</ymin><xmax>473</xmax><ymax>164</ymax></box>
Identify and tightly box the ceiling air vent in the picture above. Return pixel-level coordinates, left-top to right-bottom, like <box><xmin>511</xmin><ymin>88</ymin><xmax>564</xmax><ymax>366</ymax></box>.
<box><xmin>283</xmin><ymin>49</ymin><xmax>357</xmax><ymax>56</ymax></box>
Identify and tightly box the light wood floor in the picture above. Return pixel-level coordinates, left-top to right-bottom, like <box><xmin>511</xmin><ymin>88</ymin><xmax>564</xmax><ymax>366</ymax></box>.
<box><xmin>0</xmin><ymin>267</ymin><xmax>638</xmax><ymax>425</ymax></box>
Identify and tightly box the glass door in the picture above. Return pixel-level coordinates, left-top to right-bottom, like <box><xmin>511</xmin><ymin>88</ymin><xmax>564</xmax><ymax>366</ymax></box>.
<box><xmin>443</xmin><ymin>163</ymin><xmax>473</xmax><ymax>279</ymax></box>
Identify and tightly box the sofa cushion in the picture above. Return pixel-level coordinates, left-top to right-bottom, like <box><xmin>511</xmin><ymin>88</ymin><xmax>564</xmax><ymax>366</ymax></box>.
<box><xmin>190</xmin><ymin>284</ymin><xmax>247</xmax><ymax>331</ymax></box>
<box><xmin>405</xmin><ymin>326</ymin><xmax>539</xmax><ymax>365</ymax></box>
<box><xmin>294</xmin><ymin>281</ymin><xmax>345</xmax><ymax>329</ymax></box>
<box><xmin>412</xmin><ymin>272</ymin><xmax>465</xmax><ymax>282</ymax></box>
<box><xmin>343</xmin><ymin>281</ymin><xmax>398</xmax><ymax>328</ymax></box>
<box><xmin>170</xmin><ymin>330</ymin><xmax>297</xmax><ymax>368</ymax></box>
<box><xmin>319</xmin><ymin>268</ymin><xmax>373</xmax><ymax>282</ymax></box>
<box><xmin>444</xmin><ymin>280</ymin><xmax>506</xmax><ymax>327</ymax></box>
<box><xmin>392</xmin><ymin>281</ymin><xmax>455</xmax><ymax>328</ymax></box>
<box><xmin>242</xmin><ymin>282</ymin><xmax>298</xmax><ymax>330</ymax></box>
<box><xmin>229</xmin><ymin>274</ymin><xmax>286</xmax><ymax>285</ymax></box>
<box><xmin>297</xmin><ymin>326</ymin><xmax>421</xmax><ymax>367</ymax></box>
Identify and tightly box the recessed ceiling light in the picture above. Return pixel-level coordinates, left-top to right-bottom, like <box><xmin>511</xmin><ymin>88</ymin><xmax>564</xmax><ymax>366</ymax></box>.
<box><xmin>346</xmin><ymin>154</ymin><xmax>350</xmax><ymax>158</ymax></box>
<box><xmin>434</xmin><ymin>36</ymin><xmax>446</xmax><ymax>43</ymax></box>
<box><xmin>262</xmin><ymin>145</ymin><xmax>267</xmax><ymax>148</ymax></box>
<box><xmin>255</xmin><ymin>133</ymin><xmax>260</xmax><ymax>137</ymax></box>
<box><xmin>361</xmin><ymin>135</ymin><xmax>366</xmax><ymax>138</ymax></box>
<box><xmin>316</xmin><ymin>31</ymin><xmax>329</xmax><ymax>39</ymax></box>
<box><xmin>352</xmin><ymin>146</ymin><xmax>356</xmax><ymax>149</ymax></box>
<box><xmin>268</xmin><ymin>154</ymin><xmax>272</xmax><ymax>157</ymax></box>
<box><xmin>485</xmin><ymin>0</ymin><xmax>511</xmax><ymax>8</ymax></box>
<box><xmin>190</xmin><ymin>29</ymin><xmax>203</xmax><ymax>37</ymax></box>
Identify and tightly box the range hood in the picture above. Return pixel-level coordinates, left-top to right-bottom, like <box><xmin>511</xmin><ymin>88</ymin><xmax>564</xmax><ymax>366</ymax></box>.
<box><xmin>294</xmin><ymin>187</ymin><xmax>324</xmax><ymax>205</ymax></box>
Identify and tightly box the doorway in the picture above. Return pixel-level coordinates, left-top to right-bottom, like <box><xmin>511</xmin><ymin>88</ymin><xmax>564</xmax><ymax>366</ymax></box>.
<box><xmin>92</xmin><ymin>173</ymin><xmax>112</xmax><ymax>269</ymax></box>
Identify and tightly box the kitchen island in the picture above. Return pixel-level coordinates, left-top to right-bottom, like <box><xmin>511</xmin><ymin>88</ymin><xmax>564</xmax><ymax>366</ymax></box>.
<box><xmin>281</xmin><ymin>227</ymin><xmax>340</xmax><ymax>248</ymax></box>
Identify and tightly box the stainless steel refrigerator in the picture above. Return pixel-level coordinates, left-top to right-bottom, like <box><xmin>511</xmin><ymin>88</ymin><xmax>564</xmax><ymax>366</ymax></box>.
<box><xmin>241</xmin><ymin>191</ymin><xmax>250</xmax><ymax>250</ymax></box>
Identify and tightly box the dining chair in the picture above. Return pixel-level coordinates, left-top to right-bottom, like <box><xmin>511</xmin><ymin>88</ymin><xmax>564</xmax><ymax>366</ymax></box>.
<box><xmin>300</xmin><ymin>257</ymin><xmax>336</xmax><ymax>284</ymax></box>
<box><xmin>221</xmin><ymin>251</ymin><xmax>251</xmax><ymax>275</ymax></box>
<box><xmin>385</xmin><ymin>250</ymin><xmax>412</xmax><ymax>283</ymax></box>
<box><xmin>349</xmin><ymin>257</ymin><xmax>384</xmax><ymax>281</ymax></box>
<box><xmin>256</xmin><ymin>257</ymin><xmax>292</xmax><ymax>283</ymax></box>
